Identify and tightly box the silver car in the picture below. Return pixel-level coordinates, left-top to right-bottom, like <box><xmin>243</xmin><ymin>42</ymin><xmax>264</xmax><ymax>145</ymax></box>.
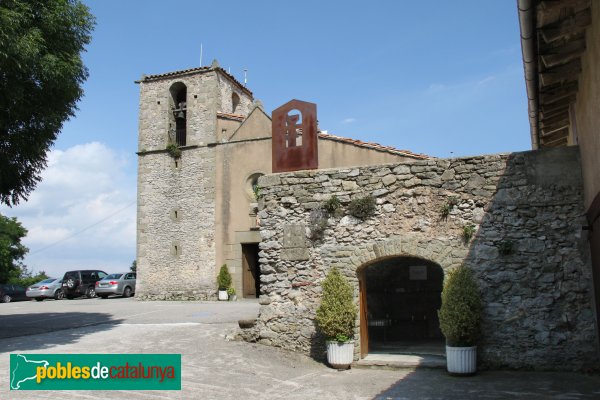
<box><xmin>26</xmin><ymin>278</ymin><xmax>64</xmax><ymax>301</ymax></box>
<box><xmin>95</xmin><ymin>272</ymin><xmax>136</xmax><ymax>298</ymax></box>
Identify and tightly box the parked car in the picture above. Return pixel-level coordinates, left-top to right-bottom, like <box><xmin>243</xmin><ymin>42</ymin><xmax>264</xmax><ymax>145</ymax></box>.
<box><xmin>96</xmin><ymin>272</ymin><xmax>136</xmax><ymax>298</ymax></box>
<box><xmin>0</xmin><ymin>284</ymin><xmax>29</xmax><ymax>303</ymax></box>
<box><xmin>26</xmin><ymin>278</ymin><xmax>64</xmax><ymax>301</ymax></box>
<box><xmin>61</xmin><ymin>270</ymin><xmax>108</xmax><ymax>299</ymax></box>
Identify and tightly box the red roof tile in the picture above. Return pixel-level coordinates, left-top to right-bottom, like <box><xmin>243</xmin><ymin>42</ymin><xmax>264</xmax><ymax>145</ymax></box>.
<box><xmin>217</xmin><ymin>112</ymin><xmax>245</xmax><ymax>121</ymax></box>
<box><xmin>318</xmin><ymin>132</ymin><xmax>429</xmax><ymax>159</ymax></box>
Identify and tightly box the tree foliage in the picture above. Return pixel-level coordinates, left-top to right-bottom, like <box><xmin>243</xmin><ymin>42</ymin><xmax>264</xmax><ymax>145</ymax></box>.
<box><xmin>9</xmin><ymin>266</ymin><xmax>48</xmax><ymax>288</ymax></box>
<box><xmin>315</xmin><ymin>267</ymin><xmax>357</xmax><ymax>342</ymax></box>
<box><xmin>130</xmin><ymin>260</ymin><xmax>137</xmax><ymax>272</ymax></box>
<box><xmin>0</xmin><ymin>0</ymin><xmax>95</xmax><ymax>206</ymax></box>
<box><xmin>0</xmin><ymin>213</ymin><xmax>29</xmax><ymax>283</ymax></box>
<box><xmin>438</xmin><ymin>265</ymin><xmax>483</xmax><ymax>347</ymax></box>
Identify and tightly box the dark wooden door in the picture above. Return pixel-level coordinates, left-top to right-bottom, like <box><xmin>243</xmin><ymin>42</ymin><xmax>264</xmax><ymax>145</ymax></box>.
<box><xmin>359</xmin><ymin>271</ymin><xmax>369</xmax><ymax>358</ymax></box>
<box><xmin>587</xmin><ymin>193</ymin><xmax>600</xmax><ymax>347</ymax></box>
<box><xmin>242</xmin><ymin>244</ymin><xmax>260</xmax><ymax>298</ymax></box>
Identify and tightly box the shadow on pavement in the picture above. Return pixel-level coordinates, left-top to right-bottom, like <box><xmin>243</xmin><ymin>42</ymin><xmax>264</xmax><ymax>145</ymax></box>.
<box><xmin>0</xmin><ymin>312</ymin><xmax>123</xmax><ymax>352</ymax></box>
<box><xmin>373</xmin><ymin>369</ymin><xmax>600</xmax><ymax>399</ymax></box>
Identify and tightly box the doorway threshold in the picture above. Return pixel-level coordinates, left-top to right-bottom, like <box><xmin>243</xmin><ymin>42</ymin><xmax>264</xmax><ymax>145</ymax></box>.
<box><xmin>353</xmin><ymin>353</ymin><xmax>446</xmax><ymax>370</ymax></box>
<box><xmin>354</xmin><ymin>341</ymin><xmax>446</xmax><ymax>370</ymax></box>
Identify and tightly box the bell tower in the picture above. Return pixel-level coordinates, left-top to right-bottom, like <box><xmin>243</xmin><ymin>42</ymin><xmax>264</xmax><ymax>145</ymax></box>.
<box><xmin>135</xmin><ymin>61</ymin><xmax>254</xmax><ymax>300</ymax></box>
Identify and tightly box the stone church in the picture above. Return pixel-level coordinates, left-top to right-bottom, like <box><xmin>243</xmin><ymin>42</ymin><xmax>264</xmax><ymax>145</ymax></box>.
<box><xmin>135</xmin><ymin>60</ymin><xmax>426</xmax><ymax>301</ymax></box>
<box><xmin>136</xmin><ymin>1</ymin><xmax>600</xmax><ymax>371</ymax></box>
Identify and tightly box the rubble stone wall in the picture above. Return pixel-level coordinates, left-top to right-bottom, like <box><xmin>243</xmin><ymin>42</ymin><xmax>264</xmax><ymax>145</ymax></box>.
<box><xmin>251</xmin><ymin>146</ymin><xmax>598</xmax><ymax>370</ymax></box>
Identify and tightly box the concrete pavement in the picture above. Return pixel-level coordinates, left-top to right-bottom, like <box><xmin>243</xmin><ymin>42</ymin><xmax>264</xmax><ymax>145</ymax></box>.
<box><xmin>1</xmin><ymin>298</ymin><xmax>599</xmax><ymax>399</ymax></box>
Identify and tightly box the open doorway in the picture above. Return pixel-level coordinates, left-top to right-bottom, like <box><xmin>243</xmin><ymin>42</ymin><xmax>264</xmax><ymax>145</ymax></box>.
<box><xmin>242</xmin><ymin>243</ymin><xmax>260</xmax><ymax>298</ymax></box>
<box><xmin>359</xmin><ymin>256</ymin><xmax>444</xmax><ymax>357</ymax></box>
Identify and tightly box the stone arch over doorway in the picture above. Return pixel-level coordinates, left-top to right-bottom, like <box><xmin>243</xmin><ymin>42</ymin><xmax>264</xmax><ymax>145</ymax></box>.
<box><xmin>351</xmin><ymin>236</ymin><xmax>467</xmax><ymax>359</ymax></box>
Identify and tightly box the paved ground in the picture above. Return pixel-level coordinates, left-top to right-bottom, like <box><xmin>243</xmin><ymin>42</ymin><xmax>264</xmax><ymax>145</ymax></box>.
<box><xmin>1</xmin><ymin>298</ymin><xmax>599</xmax><ymax>399</ymax></box>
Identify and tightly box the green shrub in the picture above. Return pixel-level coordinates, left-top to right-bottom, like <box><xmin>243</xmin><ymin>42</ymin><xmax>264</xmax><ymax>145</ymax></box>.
<box><xmin>347</xmin><ymin>195</ymin><xmax>376</xmax><ymax>220</ymax></box>
<box><xmin>323</xmin><ymin>195</ymin><xmax>341</xmax><ymax>214</ymax></box>
<box><xmin>438</xmin><ymin>266</ymin><xmax>482</xmax><ymax>347</ymax></box>
<box><xmin>440</xmin><ymin>203</ymin><xmax>451</xmax><ymax>218</ymax></box>
<box><xmin>252</xmin><ymin>185</ymin><xmax>262</xmax><ymax>200</ymax></box>
<box><xmin>166</xmin><ymin>143</ymin><xmax>181</xmax><ymax>159</ymax></box>
<box><xmin>227</xmin><ymin>287</ymin><xmax>236</xmax><ymax>296</ymax></box>
<box><xmin>315</xmin><ymin>268</ymin><xmax>357</xmax><ymax>342</ymax></box>
<box><xmin>217</xmin><ymin>264</ymin><xmax>232</xmax><ymax>290</ymax></box>
<box><xmin>440</xmin><ymin>196</ymin><xmax>459</xmax><ymax>219</ymax></box>
<box><xmin>463</xmin><ymin>224</ymin><xmax>476</xmax><ymax>243</ymax></box>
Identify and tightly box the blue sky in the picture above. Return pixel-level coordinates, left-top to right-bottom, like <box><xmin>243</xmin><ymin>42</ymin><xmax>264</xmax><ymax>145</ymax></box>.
<box><xmin>2</xmin><ymin>1</ymin><xmax>530</xmax><ymax>278</ymax></box>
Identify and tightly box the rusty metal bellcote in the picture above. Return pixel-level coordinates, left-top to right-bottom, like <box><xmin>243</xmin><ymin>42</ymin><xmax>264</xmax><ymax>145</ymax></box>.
<box><xmin>272</xmin><ymin>100</ymin><xmax>318</xmax><ymax>173</ymax></box>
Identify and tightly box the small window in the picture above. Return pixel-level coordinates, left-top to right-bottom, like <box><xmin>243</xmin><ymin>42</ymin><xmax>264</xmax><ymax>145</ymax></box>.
<box><xmin>98</xmin><ymin>272</ymin><xmax>107</xmax><ymax>279</ymax></box>
<box><xmin>232</xmin><ymin>92</ymin><xmax>240</xmax><ymax>113</ymax></box>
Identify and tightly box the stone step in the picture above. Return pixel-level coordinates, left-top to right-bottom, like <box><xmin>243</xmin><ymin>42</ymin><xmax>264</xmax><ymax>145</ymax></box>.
<box><xmin>353</xmin><ymin>353</ymin><xmax>447</xmax><ymax>371</ymax></box>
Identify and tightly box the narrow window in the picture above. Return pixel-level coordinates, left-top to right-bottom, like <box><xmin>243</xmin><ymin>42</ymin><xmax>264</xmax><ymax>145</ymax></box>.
<box><xmin>169</xmin><ymin>82</ymin><xmax>187</xmax><ymax>146</ymax></box>
<box><xmin>232</xmin><ymin>92</ymin><xmax>240</xmax><ymax>114</ymax></box>
<box><xmin>285</xmin><ymin>109</ymin><xmax>302</xmax><ymax>147</ymax></box>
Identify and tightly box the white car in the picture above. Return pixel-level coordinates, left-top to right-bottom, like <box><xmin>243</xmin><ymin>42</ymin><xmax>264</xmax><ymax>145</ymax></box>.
<box><xmin>26</xmin><ymin>278</ymin><xmax>64</xmax><ymax>301</ymax></box>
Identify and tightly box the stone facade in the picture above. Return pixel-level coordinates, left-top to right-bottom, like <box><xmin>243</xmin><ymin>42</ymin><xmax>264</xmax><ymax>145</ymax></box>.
<box><xmin>136</xmin><ymin>67</ymin><xmax>253</xmax><ymax>300</ymax></box>
<box><xmin>250</xmin><ymin>146</ymin><xmax>598</xmax><ymax>370</ymax></box>
<box><xmin>135</xmin><ymin>65</ymin><xmax>424</xmax><ymax>301</ymax></box>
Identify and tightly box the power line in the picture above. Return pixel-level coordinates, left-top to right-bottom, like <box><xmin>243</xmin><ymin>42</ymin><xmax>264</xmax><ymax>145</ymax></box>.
<box><xmin>28</xmin><ymin>200</ymin><xmax>136</xmax><ymax>256</ymax></box>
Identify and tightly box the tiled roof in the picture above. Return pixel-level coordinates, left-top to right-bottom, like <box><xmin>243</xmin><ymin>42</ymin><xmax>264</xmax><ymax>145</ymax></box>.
<box><xmin>217</xmin><ymin>112</ymin><xmax>245</xmax><ymax>121</ymax></box>
<box><xmin>213</xmin><ymin>110</ymin><xmax>427</xmax><ymax>159</ymax></box>
<box><xmin>137</xmin><ymin>66</ymin><xmax>252</xmax><ymax>96</ymax></box>
<box><xmin>318</xmin><ymin>132</ymin><xmax>428</xmax><ymax>159</ymax></box>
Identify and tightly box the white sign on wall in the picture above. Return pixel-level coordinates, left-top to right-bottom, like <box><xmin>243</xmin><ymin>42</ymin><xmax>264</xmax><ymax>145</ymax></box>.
<box><xmin>409</xmin><ymin>265</ymin><xmax>427</xmax><ymax>280</ymax></box>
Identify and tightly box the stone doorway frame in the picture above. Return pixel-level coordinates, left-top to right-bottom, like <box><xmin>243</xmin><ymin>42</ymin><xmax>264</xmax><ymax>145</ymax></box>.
<box><xmin>351</xmin><ymin>236</ymin><xmax>466</xmax><ymax>359</ymax></box>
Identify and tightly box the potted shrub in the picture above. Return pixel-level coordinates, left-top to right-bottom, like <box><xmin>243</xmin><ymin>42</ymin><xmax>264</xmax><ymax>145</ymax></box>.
<box><xmin>315</xmin><ymin>267</ymin><xmax>358</xmax><ymax>370</ymax></box>
<box><xmin>217</xmin><ymin>264</ymin><xmax>232</xmax><ymax>301</ymax></box>
<box><xmin>438</xmin><ymin>265</ymin><xmax>483</xmax><ymax>375</ymax></box>
<box><xmin>227</xmin><ymin>287</ymin><xmax>237</xmax><ymax>301</ymax></box>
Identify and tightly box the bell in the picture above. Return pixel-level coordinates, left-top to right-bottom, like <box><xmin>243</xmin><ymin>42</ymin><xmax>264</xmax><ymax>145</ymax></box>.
<box><xmin>176</xmin><ymin>110</ymin><xmax>185</xmax><ymax>119</ymax></box>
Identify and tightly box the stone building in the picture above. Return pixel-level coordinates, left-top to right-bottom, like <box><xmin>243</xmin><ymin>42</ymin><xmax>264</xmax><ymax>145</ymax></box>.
<box><xmin>237</xmin><ymin>0</ymin><xmax>600</xmax><ymax>371</ymax></box>
<box><xmin>135</xmin><ymin>1</ymin><xmax>600</xmax><ymax>371</ymax></box>
<box><xmin>517</xmin><ymin>0</ymin><xmax>600</xmax><ymax>349</ymax></box>
<box><xmin>135</xmin><ymin>60</ymin><xmax>425</xmax><ymax>300</ymax></box>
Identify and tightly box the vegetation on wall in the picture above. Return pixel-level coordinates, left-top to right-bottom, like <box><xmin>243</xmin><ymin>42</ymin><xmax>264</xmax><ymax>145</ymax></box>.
<box><xmin>347</xmin><ymin>195</ymin><xmax>376</xmax><ymax>220</ymax></box>
<box><xmin>438</xmin><ymin>265</ymin><xmax>482</xmax><ymax>347</ymax></box>
<box><xmin>323</xmin><ymin>195</ymin><xmax>342</xmax><ymax>215</ymax></box>
<box><xmin>462</xmin><ymin>224</ymin><xmax>476</xmax><ymax>244</ymax></box>
<box><xmin>440</xmin><ymin>196</ymin><xmax>460</xmax><ymax>219</ymax></box>
<box><xmin>166</xmin><ymin>143</ymin><xmax>182</xmax><ymax>159</ymax></box>
<box><xmin>315</xmin><ymin>267</ymin><xmax>357</xmax><ymax>343</ymax></box>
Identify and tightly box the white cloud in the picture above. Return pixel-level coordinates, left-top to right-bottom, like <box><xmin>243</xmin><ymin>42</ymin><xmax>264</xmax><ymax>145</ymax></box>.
<box><xmin>0</xmin><ymin>142</ymin><xmax>136</xmax><ymax>278</ymax></box>
<box><xmin>341</xmin><ymin>118</ymin><xmax>356</xmax><ymax>124</ymax></box>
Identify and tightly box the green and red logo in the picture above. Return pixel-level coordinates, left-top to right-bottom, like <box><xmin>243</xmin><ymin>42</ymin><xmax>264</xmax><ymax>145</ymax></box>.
<box><xmin>10</xmin><ymin>354</ymin><xmax>181</xmax><ymax>390</ymax></box>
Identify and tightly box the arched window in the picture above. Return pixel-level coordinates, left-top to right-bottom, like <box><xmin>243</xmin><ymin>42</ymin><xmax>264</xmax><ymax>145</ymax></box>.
<box><xmin>232</xmin><ymin>92</ymin><xmax>240</xmax><ymax>114</ymax></box>
<box><xmin>169</xmin><ymin>82</ymin><xmax>187</xmax><ymax>146</ymax></box>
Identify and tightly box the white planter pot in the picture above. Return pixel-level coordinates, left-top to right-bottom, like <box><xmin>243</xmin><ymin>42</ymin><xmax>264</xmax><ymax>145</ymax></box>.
<box><xmin>446</xmin><ymin>345</ymin><xmax>477</xmax><ymax>375</ymax></box>
<box><xmin>218</xmin><ymin>290</ymin><xmax>228</xmax><ymax>301</ymax></box>
<box><xmin>326</xmin><ymin>341</ymin><xmax>354</xmax><ymax>370</ymax></box>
